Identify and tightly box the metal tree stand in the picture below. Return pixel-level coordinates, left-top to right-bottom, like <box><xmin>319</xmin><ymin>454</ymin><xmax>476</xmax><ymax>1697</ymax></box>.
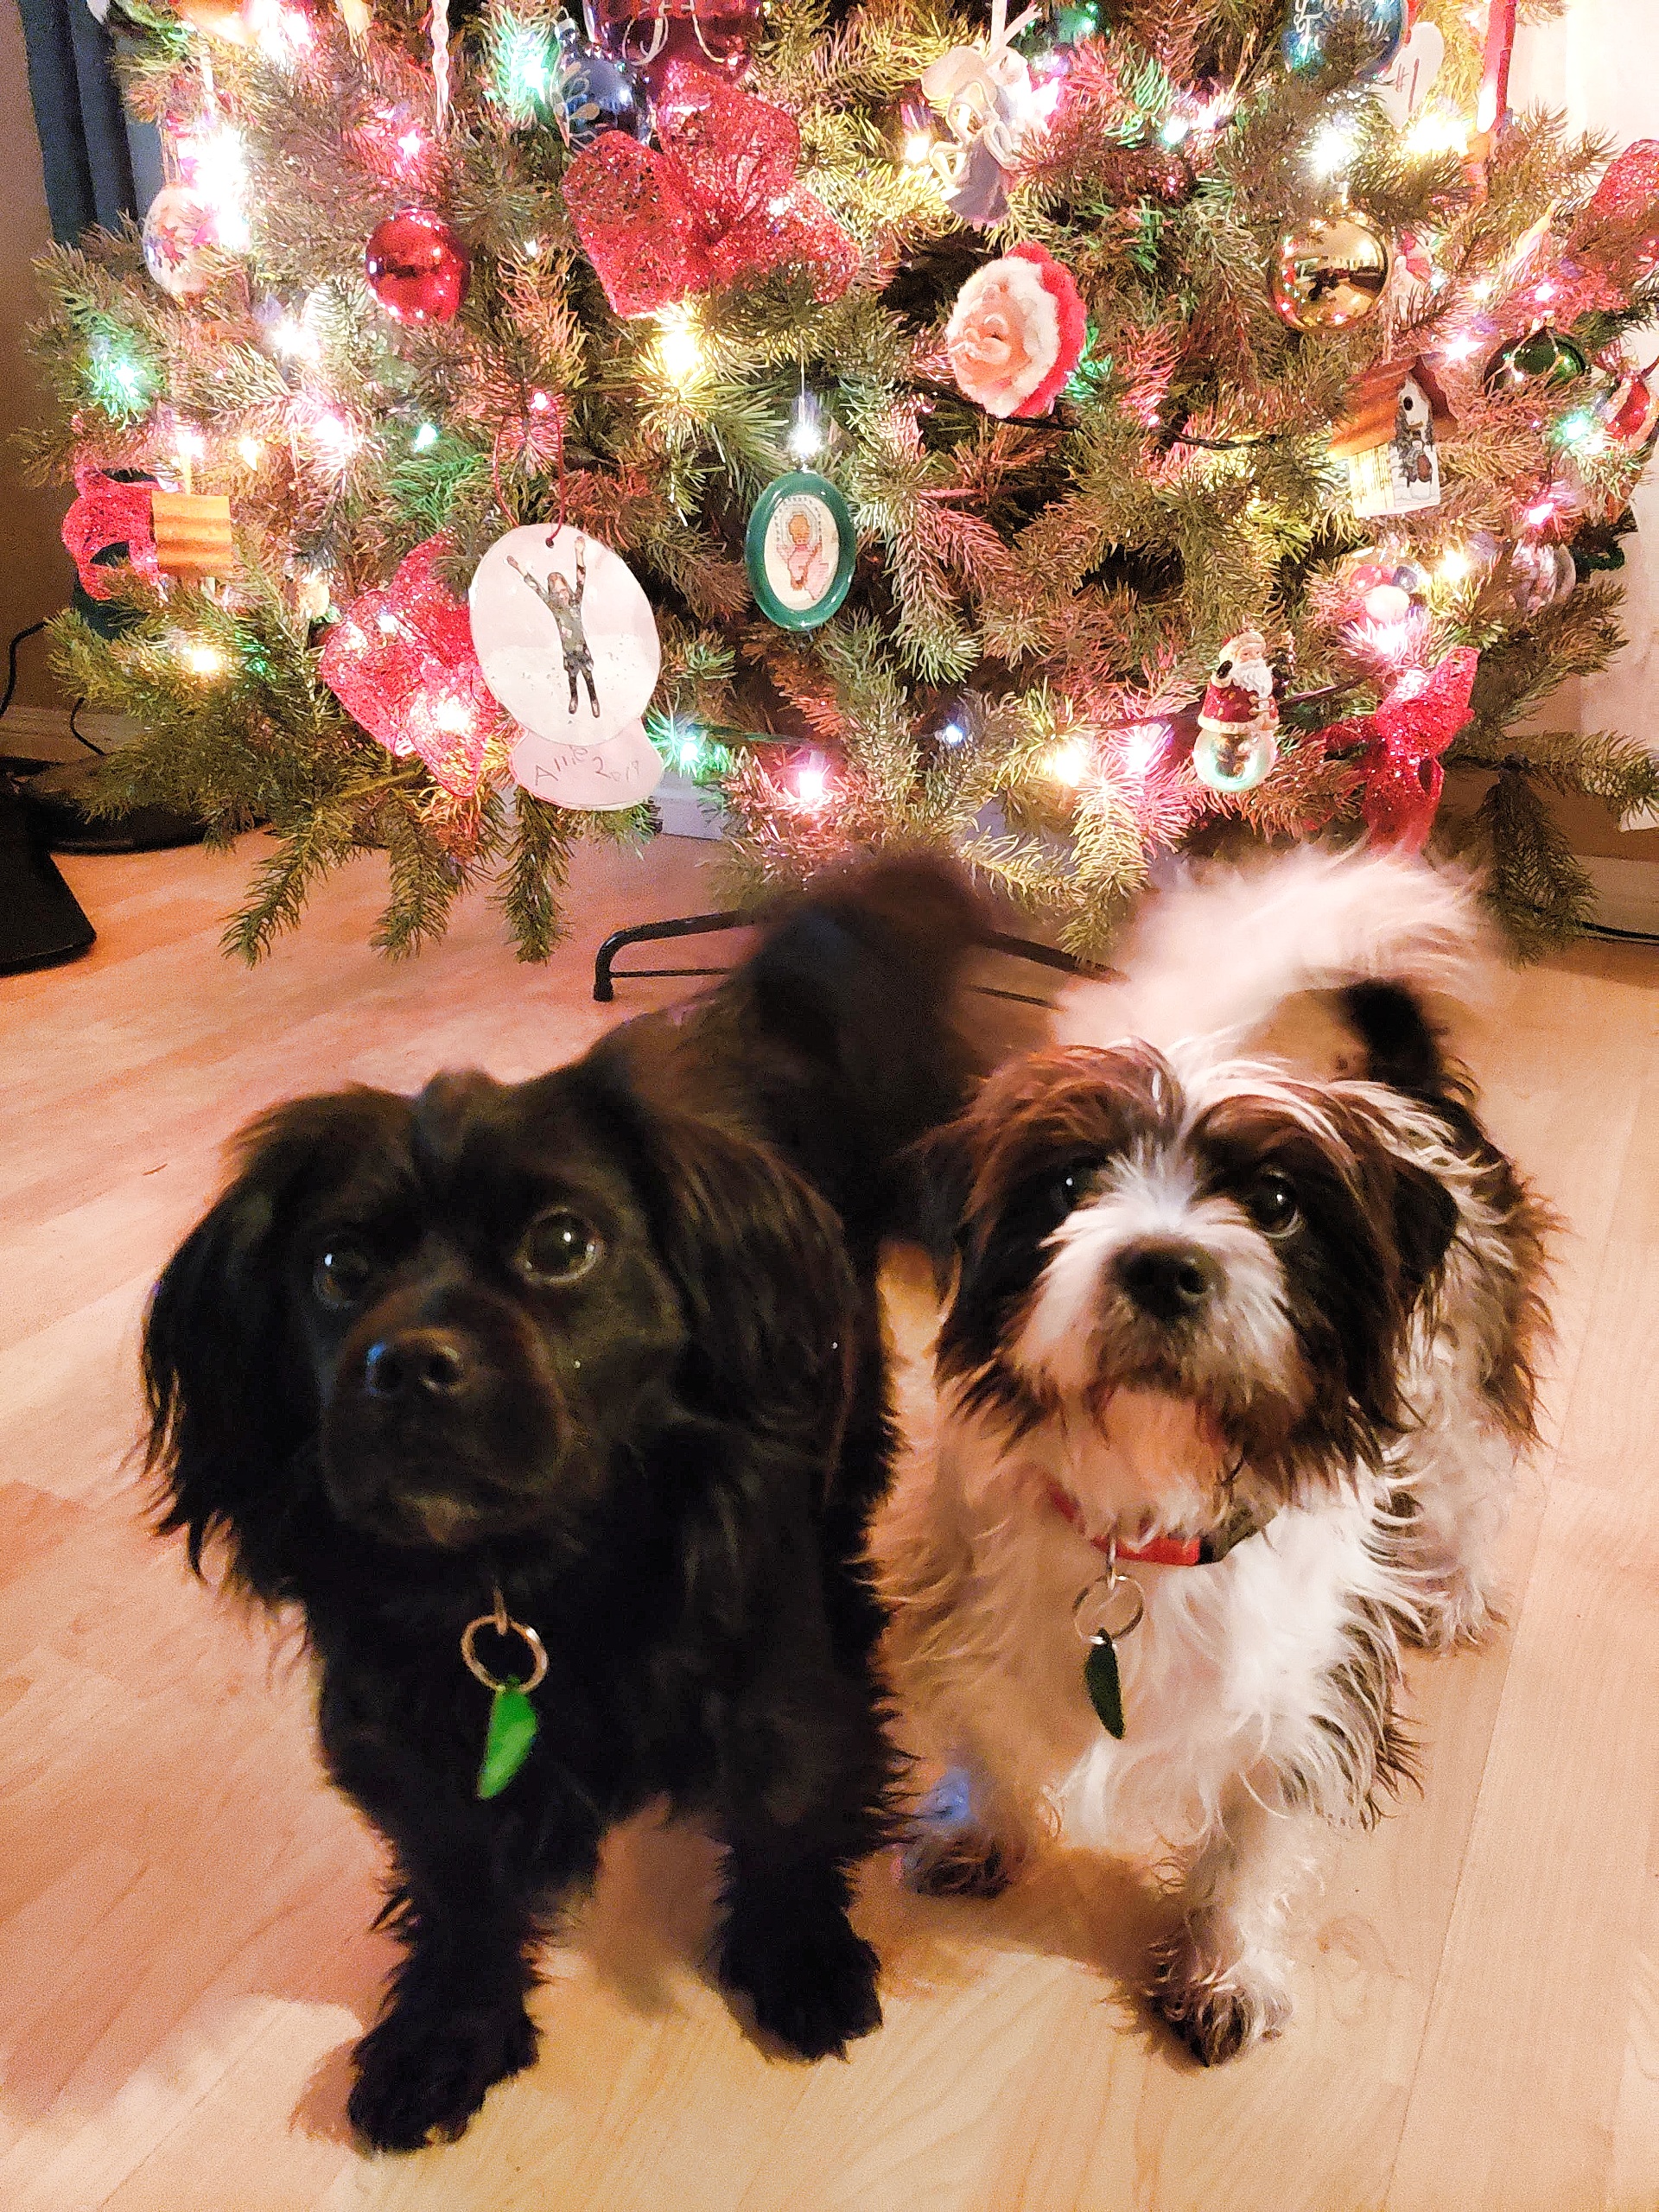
<box><xmin>593</xmin><ymin>909</ymin><xmax>1108</xmax><ymax>1003</ymax></box>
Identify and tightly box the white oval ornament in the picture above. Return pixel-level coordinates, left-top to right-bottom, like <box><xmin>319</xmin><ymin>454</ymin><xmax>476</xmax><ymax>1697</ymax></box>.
<box><xmin>470</xmin><ymin>524</ymin><xmax>660</xmax><ymax>746</ymax></box>
<box><xmin>510</xmin><ymin>717</ymin><xmax>664</xmax><ymax>811</ymax></box>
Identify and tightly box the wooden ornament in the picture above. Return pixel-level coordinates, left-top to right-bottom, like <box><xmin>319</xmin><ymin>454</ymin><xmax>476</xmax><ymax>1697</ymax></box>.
<box><xmin>150</xmin><ymin>491</ymin><xmax>237</xmax><ymax>581</ymax></box>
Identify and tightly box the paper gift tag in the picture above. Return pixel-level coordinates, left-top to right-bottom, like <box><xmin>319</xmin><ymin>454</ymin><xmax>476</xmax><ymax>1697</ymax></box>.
<box><xmin>509</xmin><ymin>716</ymin><xmax>664</xmax><ymax>810</ymax></box>
<box><xmin>1373</xmin><ymin>23</ymin><xmax>1445</xmax><ymax>127</ymax></box>
<box><xmin>470</xmin><ymin>524</ymin><xmax>660</xmax><ymax>746</ymax></box>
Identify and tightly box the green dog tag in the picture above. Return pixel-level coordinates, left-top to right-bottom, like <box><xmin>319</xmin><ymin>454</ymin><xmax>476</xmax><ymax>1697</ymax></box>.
<box><xmin>476</xmin><ymin>1681</ymin><xmax>539</xmax><ymax>1799</ymax></box>
<box><xmin>1084</xmin><ymin>1635</ymin><xmax>1125</xmax><ymax>1739</ymax></box>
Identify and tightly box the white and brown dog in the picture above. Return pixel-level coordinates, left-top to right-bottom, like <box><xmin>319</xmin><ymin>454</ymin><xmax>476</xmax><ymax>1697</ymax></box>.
<box><xmin>871</xmin><ymin>851</ymin><xmax>1553</xmax><ymax>2064</ymax></box>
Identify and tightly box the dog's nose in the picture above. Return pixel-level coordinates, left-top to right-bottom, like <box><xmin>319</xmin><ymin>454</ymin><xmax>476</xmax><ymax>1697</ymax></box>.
<box><xmin>1116</xmin><ymin>1241</ymin><xmax>1219</xmax><ymax>1323</ymax></box>
<box><xmin>362</xmin><ymin>1330</ymin><xmax>473</xmax><ymax>1401</ymax></box>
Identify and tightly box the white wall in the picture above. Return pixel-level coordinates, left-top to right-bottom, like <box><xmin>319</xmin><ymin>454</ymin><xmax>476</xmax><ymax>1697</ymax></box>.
<box><xmin>1512</xmin><ymin>4</ymin><xmax>1659</xmax><ymax>784</ymax></box>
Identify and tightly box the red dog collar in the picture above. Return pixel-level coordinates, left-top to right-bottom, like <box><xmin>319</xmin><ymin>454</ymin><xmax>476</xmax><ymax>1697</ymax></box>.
<box><xmin>1046</xmin><ymin>1483</ymin><xmax>1266</xmax><ymax>1567</ymax></box>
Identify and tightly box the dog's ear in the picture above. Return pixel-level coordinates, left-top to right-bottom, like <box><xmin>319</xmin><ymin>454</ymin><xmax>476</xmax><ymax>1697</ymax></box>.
<box><xmin>1389</xmin><ymin>1154</ymin><xmax>1459</xmax><ymax>1313</ymax></box>
<box><xmin>585</xmin><ymin>1063</ymin><xmax>858</xmax><ymax>1455</ymax></box>
<box><xmin>143</xmin><ymin>1091</ymin><xmax>404</xmax><ymax>1601</ymax></box>
<box><xmin>903</xmin><ymin>1118</ymin><xmax>980</xmax><ymax>1296</ymax></box>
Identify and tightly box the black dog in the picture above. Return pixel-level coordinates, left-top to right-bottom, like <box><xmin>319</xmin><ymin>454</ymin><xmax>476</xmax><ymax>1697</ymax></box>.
<box><xmin>143</xmin><ymin>860</ymin><xmax>990</xmax><ymax>2152</ymax></box>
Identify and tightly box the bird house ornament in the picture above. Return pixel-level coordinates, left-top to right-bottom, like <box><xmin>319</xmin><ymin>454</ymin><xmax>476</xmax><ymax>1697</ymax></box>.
<box><xmin>1330</xmin><ymin>356</ymin><xmax>1455</xmax><ymax>520</ymax></box>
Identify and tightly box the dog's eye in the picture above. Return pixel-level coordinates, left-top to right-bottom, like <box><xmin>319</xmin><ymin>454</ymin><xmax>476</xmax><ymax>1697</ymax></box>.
<box><xmin>1243</xmin><ymin>1172</ymin><xmax>1300</xmax><ymax>1236</ymax></box>
<box><xmin>315</xmin><ymin>1243</ymin><xmax>376</xmax><ymax>1307</ymax></box>
<box><xmin>518</xmin><ymin>1210</ymin><xmax>601</xmax><ymax>1287</ymax></box>
<box><xmin>1050</xmin><ymin>1161</ymin><xmax>1094</xmax><ymax>1215</ymax></box>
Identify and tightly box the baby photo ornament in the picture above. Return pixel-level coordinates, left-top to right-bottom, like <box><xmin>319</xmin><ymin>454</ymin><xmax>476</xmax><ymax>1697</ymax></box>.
<box><xmin>745</xmin><ymin>472</ymin><xmax>855</xmax><ymax>631</ymax></box>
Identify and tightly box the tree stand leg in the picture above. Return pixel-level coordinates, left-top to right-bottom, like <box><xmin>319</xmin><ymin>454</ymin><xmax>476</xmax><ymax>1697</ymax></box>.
<box><xmin>593</xmin><ymin>912</ymin><xmax>1110</xmax><ymax>1004</ymax></box>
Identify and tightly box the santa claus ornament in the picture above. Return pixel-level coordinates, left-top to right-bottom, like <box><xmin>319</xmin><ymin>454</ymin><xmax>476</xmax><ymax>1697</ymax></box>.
<box><xmin>945</xmin><ymin>245</ymin><xmax>1088</xmax><ymax>420</ymax></box>
<box><xmin>1193</xmin><ymin>628</ymin><xmax>1280</xmax><ymax>792</ymax></box>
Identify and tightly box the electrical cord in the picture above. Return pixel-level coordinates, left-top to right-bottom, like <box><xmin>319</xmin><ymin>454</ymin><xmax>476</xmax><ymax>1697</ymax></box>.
<box><xmin>0</xmin><ymin>620</ymin><xmax>47</xmax><ymax>719</ymax></box>
<box><xmin>0</xmin><ymin>619</ymin><xmax>103</xmax><ymax>768</ymax></box>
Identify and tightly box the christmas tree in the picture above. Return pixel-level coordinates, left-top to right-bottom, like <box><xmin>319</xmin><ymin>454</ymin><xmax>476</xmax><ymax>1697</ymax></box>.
<box><xmin>23</xmin><ymin>0</ymin><xmax>1659</xmax><ymax>962</ymax></box>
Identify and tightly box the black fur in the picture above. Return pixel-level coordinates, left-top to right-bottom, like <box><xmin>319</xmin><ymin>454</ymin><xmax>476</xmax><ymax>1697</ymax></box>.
<box><xmin>143</xmin><ymin>858</ymin><xmax>990</xmax><ymax>2152</ymax></box>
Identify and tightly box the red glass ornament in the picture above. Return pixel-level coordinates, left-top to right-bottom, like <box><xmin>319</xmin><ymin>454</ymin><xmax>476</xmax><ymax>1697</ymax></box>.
<box><xmin>582</xmin><ymin>0</ymin><xmax>760</xmax><ymax>91</ymax></box>
<box><xmin>365</xmin><ymin>209</ymin><xmax>470</xmax><ymax>326</ymax></box>
<box><xmin>1603</xmin><ymin>366</ymin><xmax>1657</xmax><ymax>443</ymax></box>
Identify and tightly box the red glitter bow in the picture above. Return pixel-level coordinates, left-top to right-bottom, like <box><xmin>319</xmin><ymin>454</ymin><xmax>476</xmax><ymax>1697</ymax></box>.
<box><xmin>1321</xmin><ymin>646</ymin><xmax>1479</xmax><ymax>852</ymax></box>
<box><xmin>318</xmin><ymin>537</ymin><xmax>504</xmax><ymax>798</ymax></box>
<box><xmin>62</xmin><ymin>461</ymin><xmax>160</xmax><ymax>600</ymax></box>
<box><xmin>561</xmin><ymin>62</ymin><xmax>858</xmax><ymax>320</ymax></box>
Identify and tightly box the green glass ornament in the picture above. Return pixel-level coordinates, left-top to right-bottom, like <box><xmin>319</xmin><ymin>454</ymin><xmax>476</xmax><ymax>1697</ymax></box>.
<box><xmin>476</xmin><ymin>1681</ymin><xmax>540</xmax><ymax>1799</ymax></box>
<box><xmin>1484</xmin><ymin>327</ymin><xmax>1589</xmax><ymax>397</ymax></box>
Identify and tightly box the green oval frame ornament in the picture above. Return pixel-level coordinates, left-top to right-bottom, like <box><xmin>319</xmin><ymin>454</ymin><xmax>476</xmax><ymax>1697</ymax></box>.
<box><xmin>745</xmin><ymin>470</ymin><xmax>856</xmax><ymax>632</ymax></box>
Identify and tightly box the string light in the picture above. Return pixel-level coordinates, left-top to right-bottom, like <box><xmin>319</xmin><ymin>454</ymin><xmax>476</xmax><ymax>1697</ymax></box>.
<box><xmin>493</xmin><ymin>20</ymin><xmax>559</xmax><ymax>119</ymax></box>
<box><xmin>1047</xmin><ymin>738</ymin><xmax>1092</xmax><ymax>786</ymax></box>
<box><xmin>1117</xmin><ymin>723</ymin><xmax>1167</xmax><ymax>777</ymax></box>
<box><xmin>429</xmin><ymin>697</ymin><xmax>478</xmax><ymax>736</ymax></box>
<box><xmin>270</xmin><ymin>315</ymin><xmax>321</xmax><ymax>362</ymax></box>
<box><xmin>1555</xmin><ymin>409</ymin><xmax>1607</xmax><ymax>455</ymax></box>
<box><xmin>1306</xmin><ymin>120</ymin><xmax>1358</xmax><ymax>180</ymax></box>
<box><xmin>786</xmin><ymin>388</ymin><xmax>826</xmax><ymax>463</ymax></box>
<box><xmin>237</xmin><ymin>435</ymin><xmax>264</xmax><ymax>466</ymax></box>
<box><xmin>302</xmin><ymin>404</ymin><xmax>361</xmax><ymax>465</ymax></box>
<box><xmin>411</xmin><ymin>421</ymin><xmax>441</xmax><ymax>452</ymax></box>
<box><xmin>654</xmin><ymin>306</ymin><xmax>705</xmax><ymax>388</ymax></box>
<box><xmin>181</xmin><ymin>641</ymin><xmax>226</xmax><ymax>677</ymax></box>
<box><xmin>938</xmin><ymin>720</ymin><xmax>967</xmax><ymax>747</ymax></box>
<box><xmin>86</xmin><ymin>336</ymin><xmax>154</xmax><ymax>416</ymax></box>
<box><xmin>1405</xmin><ymin>111</ymin><xmax>1471</xmax><ymax>158</ymax></box>
<box><xmin>792</xmin><ymin>757</ymin><xmax>829</xmax><ymax>805</ymax></box>
<box><xmin>1438</xmin><ymin>545</ymin><xmax>1473</xmax><ymax>585</ymax></box>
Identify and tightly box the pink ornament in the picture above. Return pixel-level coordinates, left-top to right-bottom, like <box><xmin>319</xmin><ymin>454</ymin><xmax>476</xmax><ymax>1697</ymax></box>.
<box><xmin>582</xmin><ymin>0</ymin><xmax>760</xmax><ymax>92</ymax></box>
<box><xmin>561</xmin><ymin>63</ymin><xmax>856</xmax><ymax>320</ymax></box>
<box><xmin>944</xmin><ymin>244</ymin><xmax>1088</xmax><ymax>421</ymax></box>
<box><xmin>1321</xmin><ymin>646</ymin><xmax>1479</xmax><ymax>851</ymax></box>
<box><xmin>143</xmin><ymin>181</ymin><xmax>217</xmax><ymax>302</ymax></box>
<box><xmin>61</xmin><ymin>462</ymin><xmax>161</xmax><ymax>599</ymax></box>
<box><xmin>318</xmin><ymin>538</ymin><xmax>503</xmax><ymax>796</ymax></box>
<box><xmin>365</xmin><ymin>209</ymin><xmax>471</xmax><ymax>326</ymax></box>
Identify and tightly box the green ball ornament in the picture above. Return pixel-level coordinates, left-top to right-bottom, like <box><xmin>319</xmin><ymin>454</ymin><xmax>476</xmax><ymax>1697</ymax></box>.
<box><xmin>1484</xmin><ymin>327</ymin><xmax>1589</xmax><ymax>396</ymax></box>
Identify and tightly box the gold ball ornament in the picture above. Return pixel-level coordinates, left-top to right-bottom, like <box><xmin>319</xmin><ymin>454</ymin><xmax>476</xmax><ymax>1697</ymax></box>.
<box><xmin>1271</xmin><ymin>214</ymin><xmax>1390</xmax><ymax>332</ymax></box>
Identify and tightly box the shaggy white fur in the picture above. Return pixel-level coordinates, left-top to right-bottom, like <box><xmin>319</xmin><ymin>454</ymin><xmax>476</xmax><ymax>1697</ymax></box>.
<box><xmin>872</xmin><ymin>851</ymin><xmax>1550</xmax><ymax>2066</ymax></box>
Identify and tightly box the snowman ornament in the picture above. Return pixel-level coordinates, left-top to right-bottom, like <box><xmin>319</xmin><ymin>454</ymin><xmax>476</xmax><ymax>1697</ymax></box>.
<box><xmin>1193</xmin><ymin>627</ymin><xmax>1280</xmax><ymax>793</ymax></box>
<box><xmin>469</xmin><ymin>524</ymin><xmax>664</xmax><ymax>810</ymax></box>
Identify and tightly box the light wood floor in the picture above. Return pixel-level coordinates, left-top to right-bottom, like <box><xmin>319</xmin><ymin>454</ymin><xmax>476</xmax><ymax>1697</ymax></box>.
<box><xmin>3</xmin><ymin>834</ymin><xmax>1658</xmax><ymax>2212</ymax></box>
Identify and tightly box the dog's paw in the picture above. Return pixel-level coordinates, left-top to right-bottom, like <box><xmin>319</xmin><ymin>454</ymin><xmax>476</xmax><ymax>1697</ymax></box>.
<box><xmin>719</xmin><ymin>1904</ymin><xmax>883</xmax><ymax>2061</ymax></box>
<box><xmin>1401</xmin><ymin>1570</ymin><xmax>1506</xmax><ymax>1652</ymax></box>
<box><xmin>346</xmin><ymin>1999</ymin><xmax>538</xmax><ymax>2152</ymax></box>
<box><xmin>1147</xmin><ymin>1932</ymin><xmax>1290</xmax><ymax>2067</ymax></box>
<box><xmin>900</xmin><ymin>1821</ymin><xmax>1019</xmax><ymax>1899</ymax></box>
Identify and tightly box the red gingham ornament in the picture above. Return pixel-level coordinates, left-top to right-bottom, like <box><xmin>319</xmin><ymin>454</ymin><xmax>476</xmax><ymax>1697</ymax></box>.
<box><xmin>561</xmin><ymin>61</ymin><xmax>857</xmax><ymax>320</ymax></box>
<box><xmin>61</xmin><ymin>461</ymin><xmax>161</xmax><ymax>599</ymax></box>
<box><xmin>1320</xmin><ymin>646</ymin><xmax>1478</xmax><ymax>852</ymax></box>
<box><xmin>319</xmin><ymin>537</ymin><xmax>505</xmax><ymax>798</ymax></box>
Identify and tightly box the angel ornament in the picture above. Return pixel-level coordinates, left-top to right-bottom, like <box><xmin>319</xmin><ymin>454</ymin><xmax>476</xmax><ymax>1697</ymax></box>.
<box><xmin>921</xmin><ymin>0</ymin><xmax>1042</xmax><ymax>227</ymax></box>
